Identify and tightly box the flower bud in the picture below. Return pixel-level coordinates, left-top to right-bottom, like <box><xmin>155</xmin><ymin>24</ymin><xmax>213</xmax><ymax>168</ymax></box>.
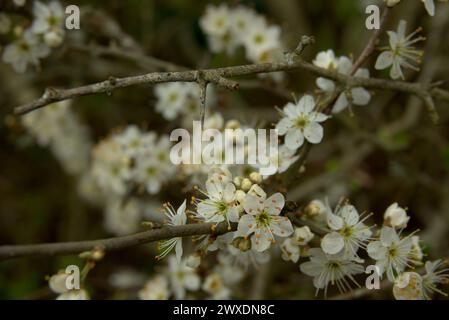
<box><xmin>305</xmin><ymin>200</ymin><xmax>324</xmax><ymax>217</ymax></box>
<box><xmin>240</xmin><ymin>178</ymin><xmax>252</xmax><ymax>192</ymax></box>
<box><xmin>225</xmin><ymin>119</ymin><xmax>241</xmax><ymax>129</ymax></box>
<box><xmin>49</xmin><ymin>272</ymin><xmax>70</xmax><ymax>294</ymax></box>
<box><xmin>233</xmin><ymin>176</ymin><xmax>243</xmax><ymax>188</ymax></box>
<box><xmin>249</xmin><ymin>172</ymin><xmax>262</xmax><ymax>184</ymax></box>
<box><xmin>293</xmin><ymin>226</ymin><xmax>314</xmax><ymax>245</ymax></box>
<box><xmin>384</xmin><ymin>203</ymin><xmax>409</xmax><ymax>228</ymax></box>
<box><xmin>247</xmin><ymin>184</ymin><xmax>266</xmax><ymax>199</ymax></box>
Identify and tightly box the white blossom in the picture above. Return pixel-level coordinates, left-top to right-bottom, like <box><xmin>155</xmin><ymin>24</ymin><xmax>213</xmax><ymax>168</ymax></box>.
<box><xmin>237</xmin><ymin>192</ymin><xmax>293</xmax><ymax>252</ymax></box>
<box><xmin>384</xmin><ymin>203</ymin><xmax>410</xmax><ymax>228</ymax></box>
<box><xmin>202</xmin><ymin>273</ymin><xmax>231</xmax><ymax>299</ymax></box>
<box><xmin>367</xmin><ymin>226</ymin><xmax>417</xmax><ymax>281</ymax></box>
<box><xmin>138</xmin><ymin>275</ymin><xmax>170</xmax><ymax>300</ymax></box>
<box><xmin>281</xmin><ymin>238</ymin><xmax>300</xmax><ymax>263</ymax></box>
<box><xmin>314</xmin><ymin>50</ymin><xmax>371</xmax><ymax>113</ymax></box>
<box><xmin>375</xmin><ymin>20</ymin><xmax>425</xmax><ymax>80</ymax></box>
<box><xmin>276</xmin><ymin>95</ymin><xmax>329</xmax><ymax>151</ymax></box>
<box><xmin>300</xmin><ymin>248</ymin><xmax>364</xmax><ymax>296</ymax></box>
<box><xmin>156</xmin><ymin>200</ymin><xmax>187</xmax><ymax>263</ymax></box>
<box><xmin>195</xmin><ymin>175</ymin><xmax>239</xmax><ymax>227</ymax></box>
<box><xmin>2</xmin><ymin>29</ymin><xmax>50</xmax><ymax>73</ymax></box>
<box><xmin>168</xmin><ymin>256</ymin><xmax>201</xmax><ymax>299</ymax></box>
<box><xmin>321</xmin><ymin>203</ymin><xmax>372</xmax><ymax>258</ymax></box>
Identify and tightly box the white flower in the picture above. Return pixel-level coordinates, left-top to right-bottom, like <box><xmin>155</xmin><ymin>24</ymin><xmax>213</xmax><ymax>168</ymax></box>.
<box><xmin>196</xmin><ymin>176</ymin><xmax>239</xmax><ymax>227</ymax></box>
<box><xmin>243</xmin><ymin>19</ymin><xmax>282</xmax><ymax>63</ymax></box>
<box><xmin>367</xmin><ymin>226</ymin><xmax>417</xmax><ymax>281</ymax></box>
<box><xmin>199</xmin><ymin>4</ymin><xmax>237</xmax><ymax>54</ymax></box>
<box><xmin>49</xmin><ymin>272</ymin><xmax>71</xmax><ymax>294</ymax></box>
<box><xmin>300</xmin><ymin>248</ymin><xmax>364</xmax><ymax>295</ymax></box>
<box><xmin>421</xmin><ymin>0</ymin><xmax>448</xmax><ymax>16</ymax></box>
<box><xmin>2</xmin><ymin>29</ymin><xmax>50</xmax><ymax>73</ymax></box>
<box><xmin>138</xmin><ymin>275</ymin><xmax>170</xmax><ymax>300</ymax></box>
<box><xmin>92</xmin><ymin>139</ymin><xmax>132</xmax><ymax>196</ymax></box>
<box><xmin>313</xmin><ymin>49</ymin><xmax>340</xmax><ymax>70</ymax></box>
<box><xmin>22</xmin><ymin>100</ymin><xmax>91</xmax><ymax>175</ymax></box>
<box><xmin>32</xmin><ymin>1</ymin><xmax>64</xmax><ymax>33</ymax></box>
<box><xmin>31</xmin><ymin>1</ymin><xmax>65</xmax><ymax>47</ymax></box>
<box><xmin>56</xmin><ymin>289</ymin><xmax>89</xmax><ymax>300</ymax></box>
<box><xmin>393</xmin><ymin>260</ymin><xmax>449</xmax><ymax>300</ymax></box>
<box><xmin>281</xmin><ymin>238</ymin><xmax>300</xmax><ymax>263</ymax></box>
<box><xmin>227</xmin><ymin>243</ymin><xmax>270</xmax><ymax>269</ymax></box>
<box><xmin>168</xmin><ymin>256</ymin><xmax>201</xmax><ymax>299</ymax></box>
<box><xmin>293</xmin><ymin>226</ymin><xmax>314</xmax><ymax>245</ymax></box>
<box><xmin>393</xmin><ymin>272</ymin><xmax>424</xmax><ymax>300</ymax></box>
<box><xmin>229</xmin><ymin>6</ymin><xmax>257</xmax><ymax>41</ymax></box>
<box><xmin>375</xmin><ymin>20</ymin><xmax>425</xmax><ymax>80</ymax></box>
<box><xmin>421</xmin><ymin>259</ymin><xmax>449</xmax><ymax>299</ymax></box>
<box><xmin>276</xmin><ymin>95</ymin><xmax>329</xmax><ymax>151</ymax></box>
<box><xmin>156</xmin><ymin>200</ymin><xmax>187</xmax><ymax>263</ymax></box>
<box><xmin>202</xmin><ymin>273</ymin><xmax>231</xmax><ymax>300</ymax></box>
<box><xmin>104</xmin><ymin>198</ymin><xmax>141</xmax><ymax>236</ymax></box>
<box><xmin>321</xmin><ymin>203</ymin><xmax>372</xmax><ymax>257</ymax></box>
<box><xmin>258</xmin><ymin>144</ymin><xmax>300</xmax><ymax>176</ymax></box>
<box><xmin>237</xmin><ymin>192</ymin><xmax>293</xmax><ymax>252</ymax></box>
<box><xmin>154</xmin><ymin>83</ymin><xmax>188</xmax><ymax>120</ymax></box>
<box><xmin>216</xmin><ymin>253</ymin><xmax>245</xmax><ymax>285</ymax></box>
<box><xmin>133</xmin><ymin>134</ymin><xmax>175</xmax><ymax>194</ymax></box>
<box><xmin>314</xmin><ymin>50</ymin><xmax>371</xmax><ymax>113</ymax></box>
<box><xmin>384</xmin><ymin>203</ymin><xmax>410</xmax><ymax>228</ymax></box>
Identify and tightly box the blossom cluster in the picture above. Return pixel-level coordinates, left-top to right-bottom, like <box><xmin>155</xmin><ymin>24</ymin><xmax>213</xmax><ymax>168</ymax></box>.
<box><xmin>199</xmin><ymin>4</ymin><xmax>284</xmax><ymax>68</ymax></box>
<box><xmin>1</xmin><ymin>1</ymin><xmax>66</xmax><ymax>73</ymax></box>
<box><xmin>22</xmin><ymin>100</ymin><xmax>91</xmax><ymax>175</ymax></box>
<box><xmin>154</xmin><ymin>82</ymin><xmax>216</xmax><ymax>124</ymax></box>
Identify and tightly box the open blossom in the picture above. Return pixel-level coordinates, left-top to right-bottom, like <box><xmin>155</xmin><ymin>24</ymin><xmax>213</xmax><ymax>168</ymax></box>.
<box><xmin>202</xmin><ymin>273</ymin><xmax>231</xmax><ymax>300</ymax></box>
<box><xmin>138</xmin><ymin>275</ymin><xmax>170</xmax><ymax>300</ymax></box>
<box><xmin>384</xmin><ymin>203</ymin><xmax>410</xmax><ymax>228</ymax></box>
<box><xmin>321</xmin><ymin>203</ymin><xmax>372</xmax><ymax>257</ymax></box>
<box><xmin>367</xmin><ymin>226</ymin><xmax>417</xmax><ymax>281</ymax></box>
<box><xmin>375</xmin><ymin>20</ymin><xmax>425</xmax><ymax>80</ymax></box>
<box><xmin>393</xmin><ymin>272</ymin><xmax>424</xmax><ymax>300</ymax></box>
<box><xmin>168</xmin><ymin>256</ymin><xmax>201</xmax><ymax>299</ymax></box>
<box><xmin>314</xmin><ymin>50</ymin><xmax>371</xmax><ymax>113</ymax></box>
<box><xmin>2</xmin><ymin>29</ymin><xmax>50</xmax><ymax>73</ymax></box>
<box><xmin>281</xmin><ymin>238</ymin><xmax>300</xmax><ymax>263</ymax></box>
<box><xmin>300</xmin><ymin>248</ymin><xmax>364</xmax><ymax>296</ymax></box>
<box><xmin>393</xmin><ymin>259</ymin><xmax>449</xmax><ymax>300</ymax></box>
<box><xmin>32</xmin><ymin>1</ymin><xmax>65</xmax><ymax>47</ymax></box>
<box><xmin>258</xmin><ymin>144</ymin><xmax>300</xmax><ymax>176</ymax></box>
<box><xmin>156</xmin><ymin>200</ymin><xmax>187</xmax><ymax>263</ymax></box>
<box><xmin>195</xmin><ymin>175</ymin><xmax>239</xmax><ymax>227</ymax></box>
<box><xmin>276</xmin><ymin>95</ymin><xmax>329</xmax><ymax>151</ymax></box>
<box><xmin>48</xmin><ymin>272</ymin><xmax>89</xmax><ymax>300</ymax></box>
<box><xmin>293</xmin><ymin>226</ymin><xmax>314</xmax><ymax>245</ymax></box>
<box><xmin>237</xmin><ymin>192</ymin><xmax>293</xmax><ymax>252</ymax></box>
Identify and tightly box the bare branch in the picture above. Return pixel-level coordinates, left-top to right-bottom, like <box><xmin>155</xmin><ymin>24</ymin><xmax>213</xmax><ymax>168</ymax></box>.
<box><xmin>13</xmin><ymin>57</ymin><xmax>449</xmax><ymax>116</ymax></box>
<box><xmin>0</xmin><ymin>221</ymin><xmax>234</xmax><ymax>260</ymax></box>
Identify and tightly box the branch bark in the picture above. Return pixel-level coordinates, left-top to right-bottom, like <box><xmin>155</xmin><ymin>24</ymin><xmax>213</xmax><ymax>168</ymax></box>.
<box><xmin>0</xmin><ymin>221</ymin><xmax>234</xmax><ymax>260</ymax></box>
<box><xmin>13</xmin><ymin>58</ymin><xmax>449</xmax><ymax>116</ymax></box>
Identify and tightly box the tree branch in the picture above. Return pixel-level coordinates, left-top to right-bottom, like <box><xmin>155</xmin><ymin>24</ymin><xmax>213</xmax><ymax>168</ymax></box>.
<box><xmin>0</xmin><ymin>221</ymin><xmax>234</xmax><ymax>260</ymax></box>
<box><xmin>13</xmin><ymin>58</ymin><xmax>449</xmax><ymax>116</ymax></box>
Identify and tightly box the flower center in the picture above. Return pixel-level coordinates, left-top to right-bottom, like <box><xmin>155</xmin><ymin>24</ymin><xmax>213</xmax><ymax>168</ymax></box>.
<box><xmin>295</xmin><ymin>116</ymin><xmax>309</xmax><ymax>129</ymax></box>
<box><xmin>256</xmin><ymin>211</ymin><xmax>271</xmax><ymax>227</ymax></box>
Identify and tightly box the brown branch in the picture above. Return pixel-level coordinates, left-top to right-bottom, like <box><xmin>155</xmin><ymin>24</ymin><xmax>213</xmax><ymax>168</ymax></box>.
<box><xmin>13</xmin><ymin>56</ymin><xmax>449</xmax><ymax>115</ymax></box>
<box><xmin>350</xmin><ymin>6</ymin><xmax>391</xmax><ymax>75</ymax></box>
<box><xmin>0</xmin><ymin>221</ymin><xmax>235</xmax><ymax>260</ymax></box>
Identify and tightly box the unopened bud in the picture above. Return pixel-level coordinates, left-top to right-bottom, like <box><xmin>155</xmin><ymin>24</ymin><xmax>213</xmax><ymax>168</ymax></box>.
<box><xmin>249</xmin><ymin>172</ymin><xmax>262</xmax><ymax>184</ymax></box>
<box><xmin>240</xmin><ymin>178</ymin><xmax>252</xmax><ymax>192</ymax></box>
